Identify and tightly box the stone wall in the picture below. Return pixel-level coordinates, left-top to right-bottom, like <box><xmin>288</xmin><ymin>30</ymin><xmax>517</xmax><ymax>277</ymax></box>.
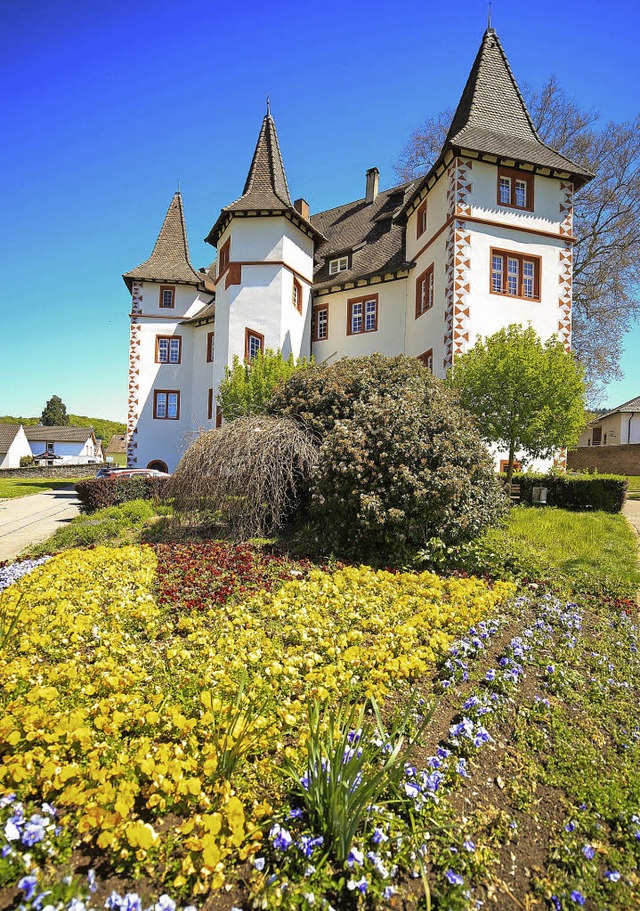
<box><xmin>567</xmin><ymin>444</ymin><xmax>640</xmax><ymax>476</ymax></box>
<box><xmin>0</xmin><ymin>464</ymin><xmax>102</xmax><ymax>480</ymax></box>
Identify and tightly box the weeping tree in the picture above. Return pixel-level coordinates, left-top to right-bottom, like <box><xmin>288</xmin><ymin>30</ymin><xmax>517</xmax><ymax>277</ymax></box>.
<box><xmin>170</xmin><ymin>416</ymin><xmax>318</xmax><ymax>539</ymax></box>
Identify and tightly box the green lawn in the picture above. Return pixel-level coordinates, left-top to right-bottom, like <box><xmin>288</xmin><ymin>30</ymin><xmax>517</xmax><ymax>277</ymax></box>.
<box><xmin>0</xmin><ymin>478</ymin><xmax>76</xmax><ymax>499</ymax></box>
<box><xmin>627</xmin><ymin>475</ymin><xmax>640</xmax><ymax>490</ymax></box>
<box><xmin>504</xmin><ymin>505</ymin><xmax>640</xmax><ymax>598</ymax></box>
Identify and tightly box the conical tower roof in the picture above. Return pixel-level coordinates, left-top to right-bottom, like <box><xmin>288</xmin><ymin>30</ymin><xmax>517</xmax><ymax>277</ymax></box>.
<box><xmin>206</xmin><ymin>108</ymin><xmax>324</xmax><ymax>248</ymax></box>
<box><xmin>443</xmin><ymin>28</ymin><xmax>593</xmax><ymax>183</ymax></box>
<box><xmin>124</xmin><ymin>192</ymin><xmax>203</xmax><ymax>290</ymax></box>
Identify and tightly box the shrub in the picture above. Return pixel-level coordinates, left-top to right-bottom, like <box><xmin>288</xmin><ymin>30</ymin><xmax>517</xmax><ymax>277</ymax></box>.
<box><xmin>74</xmin><ymin>476</ymin><xmax>169</xmax><ymax>512</ymax></box>
<box><xmin>293</xmin><ymin>364</ymin><xmax>507</xmax><ymax>562</ymax></box>
<box><xmin>512</xmin><ymin>472</ymin><xmax>627</xmax><ymax>513</ymax></box>
<box><xmin>19</xmin><ymin>456</ymin><xmax>35</xmax><ymax>467</ymax></box>
<box><xmin>218</xmin><ymin>349</ymin><xmax>310</xmax><ymax>421</ymax></box>
<box><xmin>170</xmin><ymin>416</ymin><xmax>319</xmax><ymax>538</ymax></box>
<box><xmin>268</xmin><ymin>353</ymin><xmax>433</xmax><ymax>440</ymax></box>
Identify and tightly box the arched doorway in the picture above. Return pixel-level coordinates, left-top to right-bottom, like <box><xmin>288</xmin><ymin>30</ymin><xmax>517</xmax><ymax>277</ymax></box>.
<box><xmin>147</xmin><ymin>459</ymin><xmax>168</xmax><ymax>472</ymax></box>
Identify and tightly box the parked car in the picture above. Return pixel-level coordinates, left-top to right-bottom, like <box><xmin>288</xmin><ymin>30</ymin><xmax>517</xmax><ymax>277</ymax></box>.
<box><xmin>95</xmin><ymin>467</ymin><xmax>170</xmax><ymax>479</ymax></box>
<box><xmin>96</xmin><ymin>466</ymin><xmax>126</xmax><ymax>478</ymax></box>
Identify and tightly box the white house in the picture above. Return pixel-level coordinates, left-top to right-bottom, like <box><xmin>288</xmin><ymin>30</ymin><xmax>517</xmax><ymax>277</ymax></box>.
<box><xmin>24</xmin><ymin>426</ymin><xmax>102</xmax><ymax>466</ymax></box>
<box><xmin>577</xmin><ymin>395</ymin><xmax>640</xmax><ymax>448</ymax></box>
<box><xmin>0</xmin><ymin>424</ymin><xmax>32</xmax><ymax>470</ymax></box>
<box><xmin>123</xmin><ymin>27</ymin><xmax>592</xmax><ymax>473</ymax></box>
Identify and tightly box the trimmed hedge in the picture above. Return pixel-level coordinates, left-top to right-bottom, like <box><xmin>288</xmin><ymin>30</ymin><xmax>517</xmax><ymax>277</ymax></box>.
<box><xmin>75</xmin><ymin>476</ymin><xmax>169</xmax><ymax>513</ymax></box>
<box><xmin>510</xmin><ymin>473</ymin><xmax>628</xmax><ymax>513</ymax></box>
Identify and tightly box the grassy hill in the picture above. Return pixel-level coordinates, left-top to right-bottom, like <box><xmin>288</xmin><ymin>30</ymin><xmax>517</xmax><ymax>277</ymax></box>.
<box><xmin>0</xmin><ymin>414</ymin><xmax>125</xmax><ymax>443</ymax></box>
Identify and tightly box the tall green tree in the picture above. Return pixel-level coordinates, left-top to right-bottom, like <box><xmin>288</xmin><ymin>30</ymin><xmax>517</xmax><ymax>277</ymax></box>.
<box><xmin>217</xmin><ymin>350</ymin><xmax>310</xmax><ymax>422</ymax></box>
<box><xmin>448</xmin><ymin>325</ymin><xmax>586</xmax><ymax>488</ymax></box>
<box><xmin>40</xmin><ymin>395</ymin><xmax>69</xmax><ymax>426</ymax></box>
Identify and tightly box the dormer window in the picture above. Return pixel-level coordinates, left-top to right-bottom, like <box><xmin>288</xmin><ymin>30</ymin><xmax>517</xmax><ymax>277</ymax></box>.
<box><xmin>497</xmin><ymin>167</ymin><xmax>534</xmax><ymax>212</ymax></box>
<box><xmin>159</xmin><ymin>285</ymin><xmax>175</xmax><ymax>309</ymax></box>
<box><xmin>329</xmin><ymin>256</ymin><xmax>349</xmax><ymax>275</ymax></box>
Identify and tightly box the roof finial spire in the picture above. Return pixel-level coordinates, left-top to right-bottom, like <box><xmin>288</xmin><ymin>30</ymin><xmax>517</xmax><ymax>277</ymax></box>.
<box><xmin>487</xmin><ymin>1</ymin><xmax>493</xmax><ymax>31</ymax></box>
<box><xmin>177</xmin><ymin>179</ymin><xmax>181</xmax><ymax>194</ymax></box>
<box><xmin>266</xmin><ymin>95</ymin><xmax>271</xmax><ymax>117</ymax></box>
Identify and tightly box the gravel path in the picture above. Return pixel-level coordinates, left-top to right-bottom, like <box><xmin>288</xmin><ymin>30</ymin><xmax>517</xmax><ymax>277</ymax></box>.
<box><xmin>0</xmin><ymin>486</ymin><xmax>80</xmax><ymax>561</ymax></box>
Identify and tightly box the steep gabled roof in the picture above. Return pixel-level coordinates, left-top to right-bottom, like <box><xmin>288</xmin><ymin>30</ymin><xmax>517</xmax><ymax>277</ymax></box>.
<box><xmin>24</xmin><ymin>426</ymin><xmax>95</xmax><ymax>444</ymax></box>
<box><xmin>445</xmin><ymin>28</ymin><xmax>593</xmax><ymax>183</ymax></box>
<box><xmin>123</xmin><ymin>192</ymin><xmax>204</xmax><ymax>291</ymax></box>
<box><xmin>106</xmin><ymin>434</ymin><xmax>127</xmax><ymax>455</ymax></box>
<box><xmin>0</xmin><ymin>423</ymin><xmax>22</xmax><ymax>455</ymax></box>
<box><xmin>311</xmin><ymin>182</ymin><xmax>415</xmax><ymax>291</ymax></box>
<box><xmin>206</xmin><ymin>110</ymin><xmax>324</xmax><ymax>248</ymax></box>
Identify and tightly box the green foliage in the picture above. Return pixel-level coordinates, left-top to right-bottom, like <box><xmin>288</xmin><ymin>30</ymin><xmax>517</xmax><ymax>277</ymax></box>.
<box><xmin>40</xmin><ymin>395</ymin><xmax>69</xmax><ymax>426</ymax></box>
<box><xmin>75</xmin><ymin>476</ymin><xmax>169</xmax><ymax>513</ymax></box>
<box><xmin>26</xmin><ymin>499</ymin><xmax>167</xmax><ymax>556</ymax></box>
<box><xmin>268</xmin><ymin>353</ymin><xmax>427</xmax><ymax>440</ymax></box>
<box><xmin>218</xmin><ymin>349</ymin><xmax>310</xmax><ymax>421</ymax></box>
<box><xmin>0</xmin><ymin>479</ymin><xmax>74</xmax><ymax>499</ymax></box>
<box><xmin>513</xmin><ymin>472</ymin><xmax>628</xmax><ymax>512</ymax></box>
<box><xmin>67</xmin><ymin>414</ymin><xmax>125</xmax><ymax>443</ymax></box>
<box><xmin>19</xmin><ymin>455</ymin><xmax>35</xmax><ymax>467</ymax></box>
<box><xmin>277</xmin><ymin>357</ymin><xmax>508</xmax><ymax>562</ymax></box>
<box><xmin>448</xmin><ymin>325</ymin><xmax>587</xmax><ymax>483</ymax></box>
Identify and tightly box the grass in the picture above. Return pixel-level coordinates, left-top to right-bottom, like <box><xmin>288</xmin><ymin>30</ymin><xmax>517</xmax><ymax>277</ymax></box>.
<box><xmin>23</xmin><ymin>498</ymin><xmax>172</xmax><ymax>557</ymax></box>
<box><xmin>0</xmin><ymin>478</ymin><xmax>76</xmax><ymax>499</ymax></box>
<box><xmin>626</xmin><ymin>475</ymin><xmax>640</xmax><ymax>491</ymax></box>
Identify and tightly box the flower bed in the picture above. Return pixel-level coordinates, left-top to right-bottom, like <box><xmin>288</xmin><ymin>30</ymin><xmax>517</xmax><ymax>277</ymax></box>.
<box><xmin>0</xmin><ymin>545</ymin><xmax>515</xmax><ymax>907</ymax></box>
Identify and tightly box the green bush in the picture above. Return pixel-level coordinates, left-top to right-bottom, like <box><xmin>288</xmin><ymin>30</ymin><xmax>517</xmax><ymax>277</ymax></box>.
<box><xmin>289</xmin><ymin>358</ymin><xmax>507</xmax><ymax>563</ymax></box>
<box><xmin>19</xmin><ymin>456</ymin><xmax>35</xmax><ymax>467</ymax></box>
<box><xmin>75</xmin><ymin>476</ymin><xmax>169</xmax><ymax>513</ymax></box>
<box><xmin>511</xmin><ymin>473</ymin><xmax>627</xmax><ymax>513</ymax></box>
<box><xmin>268</xmin><ymin>354</ymin><xmax>432</xmax><ymax>440</ymax></box>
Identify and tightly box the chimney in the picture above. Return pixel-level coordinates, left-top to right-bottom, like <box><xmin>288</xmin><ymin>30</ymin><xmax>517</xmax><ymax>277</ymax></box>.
<box><xmin>294</xmin><ymin>198</ymin><xmax>310</xmax><ymax>220</ymax></box>
<box><xmin>365</xmin><ymin>167</ymin><xmax>379</xmax><ymax>204</ymax></box>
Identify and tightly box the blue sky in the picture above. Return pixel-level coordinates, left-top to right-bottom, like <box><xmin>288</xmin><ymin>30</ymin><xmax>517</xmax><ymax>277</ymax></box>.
<box><xmin>1</xmin><ymin>0</ymin><xmax>638</xmax><ymax>421</ymax></box>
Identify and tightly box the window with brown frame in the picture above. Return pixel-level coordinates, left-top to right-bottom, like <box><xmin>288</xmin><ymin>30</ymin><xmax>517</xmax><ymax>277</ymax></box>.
<box><xmin>416</xmin><ymin>201</ymin><xmax>427</xmax><ymax>238</ymax></box>
<box><xmin>153</xmin><ymin>390</ymin><xmax>180</xmax><ymax>420</ymax></box>
<box><xmin>245</xmin><ymin>328</ymin><xmax>264</xmax><ymax>361</ymax></box>
<box><xmin>415</xmin><ymin>264</ymin><xmax>435</xmax><ymax>318</ymax></box>
<box><xmin>218</xmin><ymin>238</ymin><xmax>230</xmax><ymax>276</ymax></box>
<box><xmin>499</xmin><ymin>459</ymin><xmax>522</xmax><ymax>473</ymax></box>
<box><xmin>207</xmin><ymin>388</ymin><xmax>214</xmax><ymax>421</ymax></box>
<box><xmin>155</xmin><ymin>335</ymin><xmax>182</xmax><ymax>364</ymax></box>
<box><xmin>490</xmin><ymin>249</ymin><xmax>541</xmax><ymax>300</ymax></box>
<box><xmin>206</xmin><ymin>331</ymin><xmax>215</xmax><ymax>363</ymax></box>
<box><xmin>215</xmin><ymin>406</ymin><xmax>223</xmax><ymax>428</ymax></box>
<box><xmin>292</xmin><ymin>278</ymin><xmax>302</xmax><ymax>313</ymax></box>
<box><xmin>312</xmin><ymin>305</ymin><xmax>328</xmax><ymax>341</ymax></box>
<box><xmin>347</xmin><ymin>294</ymin><xmax>378</xmax><ymax>335</ymax></box>
<box><xmin>417</xmin><ymin>349</ymin><xmax>434</xmax><ymax>373</ymax></box>
<box><xmin>159</xmin><ymin>285</ymin><xmax>175</xmax><ymax>309</ymax></box>
<box><xmin>497</xmin><ymin>167</ymin><xmax>534</xmax><ymax>212</ymax></box>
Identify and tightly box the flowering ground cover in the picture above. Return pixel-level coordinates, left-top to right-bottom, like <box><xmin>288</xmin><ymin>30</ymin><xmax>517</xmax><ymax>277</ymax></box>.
<box><xmin>1</xmin><ymin>518</ymin><xmax>638</xmax><ymax>911</ymax></box>
<box><xmin>0</xmin><ymin>545</ymin><xmax>516</xmax><ymax>910</ymax></box>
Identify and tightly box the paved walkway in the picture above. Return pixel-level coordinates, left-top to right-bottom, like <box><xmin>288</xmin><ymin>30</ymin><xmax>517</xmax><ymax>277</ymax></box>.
<box><xmin>623</xmin><ymin>497</ymin><xmax>640</xmax><ymax>537</ymax></box>
<box><xmin>0</xmin><ymin>486</ymin><xmax>80</xmax><ymax>562</ymax></box>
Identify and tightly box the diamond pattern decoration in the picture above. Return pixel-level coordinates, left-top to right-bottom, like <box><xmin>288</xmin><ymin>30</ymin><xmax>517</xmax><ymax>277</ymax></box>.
<box><xmin>559</xmin><ymin>182</ymin><xmax>574</xmax><ymax>238</ymax></box>
<box><xmin>558</xmin><ymin>247</ymin><xmax>572</xmax><ymax>352</ymax></box>
<box><xmin>444</xmin><ymin>158</ymin><xmax>473</xmax><ymax>370</ymax></box>
<box><xmin>127</xmin><ymin>282</ymin><xmax>143</xmax><ymax>466</ymax></box>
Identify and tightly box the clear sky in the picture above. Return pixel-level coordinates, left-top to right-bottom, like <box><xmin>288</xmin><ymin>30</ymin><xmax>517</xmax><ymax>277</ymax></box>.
<box><xmin>1</xmin><ymin>0</ymin><xmax>638</xmax><ymax>422</ymax></box>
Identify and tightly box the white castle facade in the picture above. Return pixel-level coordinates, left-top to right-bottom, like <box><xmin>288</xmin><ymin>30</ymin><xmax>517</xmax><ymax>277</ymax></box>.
<box><xmin>123</xmin><ymin>28</ymin><xmax>592</xmax><ymax>473</ymax></box>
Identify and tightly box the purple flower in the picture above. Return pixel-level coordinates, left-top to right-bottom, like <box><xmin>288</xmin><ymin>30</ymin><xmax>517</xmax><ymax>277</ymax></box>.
<box><xmin>288</xmin><ymin>807</ymin><xmax>303</xmax><ymax>819</ymax></box>
<box><xmin>463</xmin><ymin>840</ymin><xmax>475</xmax><ymax>852</ymax></box>
<box><xmin>445</xmin><ymin>869</ymin><xmax>464</xmax><ymax>886</ymax></box>
<box><xmin>485</xmin><ymin>669</ymin><xmax>496</xmax><ymax>681</ymax></box>
<box><xmin>551</xmin><ymin>896</ymin><xmax>561</xmax><ymax>910</ymax></box>
<box><xmin>18</xmin><ymin>876</ymin><xmax>38</xmax><ymax>901</ymax></box>
<box><xmin>22</xmin><ymin>815</ymin><xmax>47</xmax><ymax>846</ymax></box>
<box><xmin>87</xmin><ymin>869</ymin><xmax>98</xmax><ymax>894</ymax></box>
<box><xmin>565</xmin><ymin>821</ymin><xmax>575</xmax><ymax>832</ymax></box>
<box><xmin>372</xmin><ymin>827</ymin><xmax>388</xmax><ymax>844</ymax></box>
<box><xmin>153</xmin><ymin>898</ymin><xmax>176</xmax><ymax>911</ymax></box>
<box><xmin>404</xmin><ymin>782</ymin><xmax>420</xmax><ymax>799</ymax></box>
<box><xmin>347</xmin><ymin>876</ymin><xmax>368</xmax><ymax>893</ymax></box>
<box><xmin>253</xmin><ymin>857</ymin><xmax>265</xmax><ymax>871</ymax></box>
<box><xmin>122</xmin><ymin>894</ymin><xmax>142</xmax><ymax>911</ymax></box>
<box><xmin>570</xmin><ymin>890</ymin><xmax>586</xmax><ymax>905</ymax></box>
<box><xmin>269</xmin><ymin>824</ymin><xmax>293</xmax><ymax>851</ymax></box>
<box><xmin>582</xmin><ymin>844</ymin><xmax>595</xmax><ymax>860</ymax></box>
<box><xmin>347</xmin><ymin>846</ymin><xmax>364</xmax><ymax>867</ymax></box>
<box><xmin>298</xmin><ymin>835</ymin><xmax>323</xmax><ymax>858</ymax></box>
<box><xmin>605</xmin><ymin>870</ymin><xmax>621</xmax><ymax>882</ymax></box>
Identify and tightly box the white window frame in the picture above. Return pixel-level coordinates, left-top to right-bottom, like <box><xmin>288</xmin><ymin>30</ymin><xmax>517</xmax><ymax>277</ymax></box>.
<box><xmin>329</xmin><ymin>256</ymin><xmax>349</xmax><ymax>275</ymax></box>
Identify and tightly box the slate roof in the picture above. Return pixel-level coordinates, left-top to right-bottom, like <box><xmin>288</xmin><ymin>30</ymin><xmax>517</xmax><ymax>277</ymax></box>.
<box><xmin>444</xmin><ymin>29</ymin><xmax>593</xmax><ymax>184</ymax></box>
<box><xmin>0</xmin><ymin>423</ymin><xmax>22</xmax><ymax>455</ymax></box>
<box><xmin>106</xmin><ymin>434</ymin><xmax>127</xmax><ymax>455</ymax></box>
<box><xmin>181</xmin><ymin>301</ymin><xmax>216</xmax><ymax>325</ymax></box>
<box><xmin>206</xmin><ymin>111</ymin><xmax>324</xmax><ymax>248</ymax></box>
<box><xmin>599</xmin><ymin>395</ymin><xmax>640</xmax><ymax>419</ymax></box>
<box><xmin>311</xmin><ymin>182</ymin><xmax>416</xmax><ymax>290</ymax></box>
<box><xmin>24</xmin><ymin>426</ymin><xmax>95</xmax><ymax>443</ymax></box>
<box><xmin>124</xmin><ymin>192</ymin><xmax>204</xmax><ymax>291</ymax></box>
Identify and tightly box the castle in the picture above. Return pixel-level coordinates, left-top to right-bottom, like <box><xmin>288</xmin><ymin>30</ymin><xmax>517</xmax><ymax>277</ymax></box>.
<box><xmin>123</xmin><ymin>27</ymin><xmax>592</xmax><ymax>473</ymax></box>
